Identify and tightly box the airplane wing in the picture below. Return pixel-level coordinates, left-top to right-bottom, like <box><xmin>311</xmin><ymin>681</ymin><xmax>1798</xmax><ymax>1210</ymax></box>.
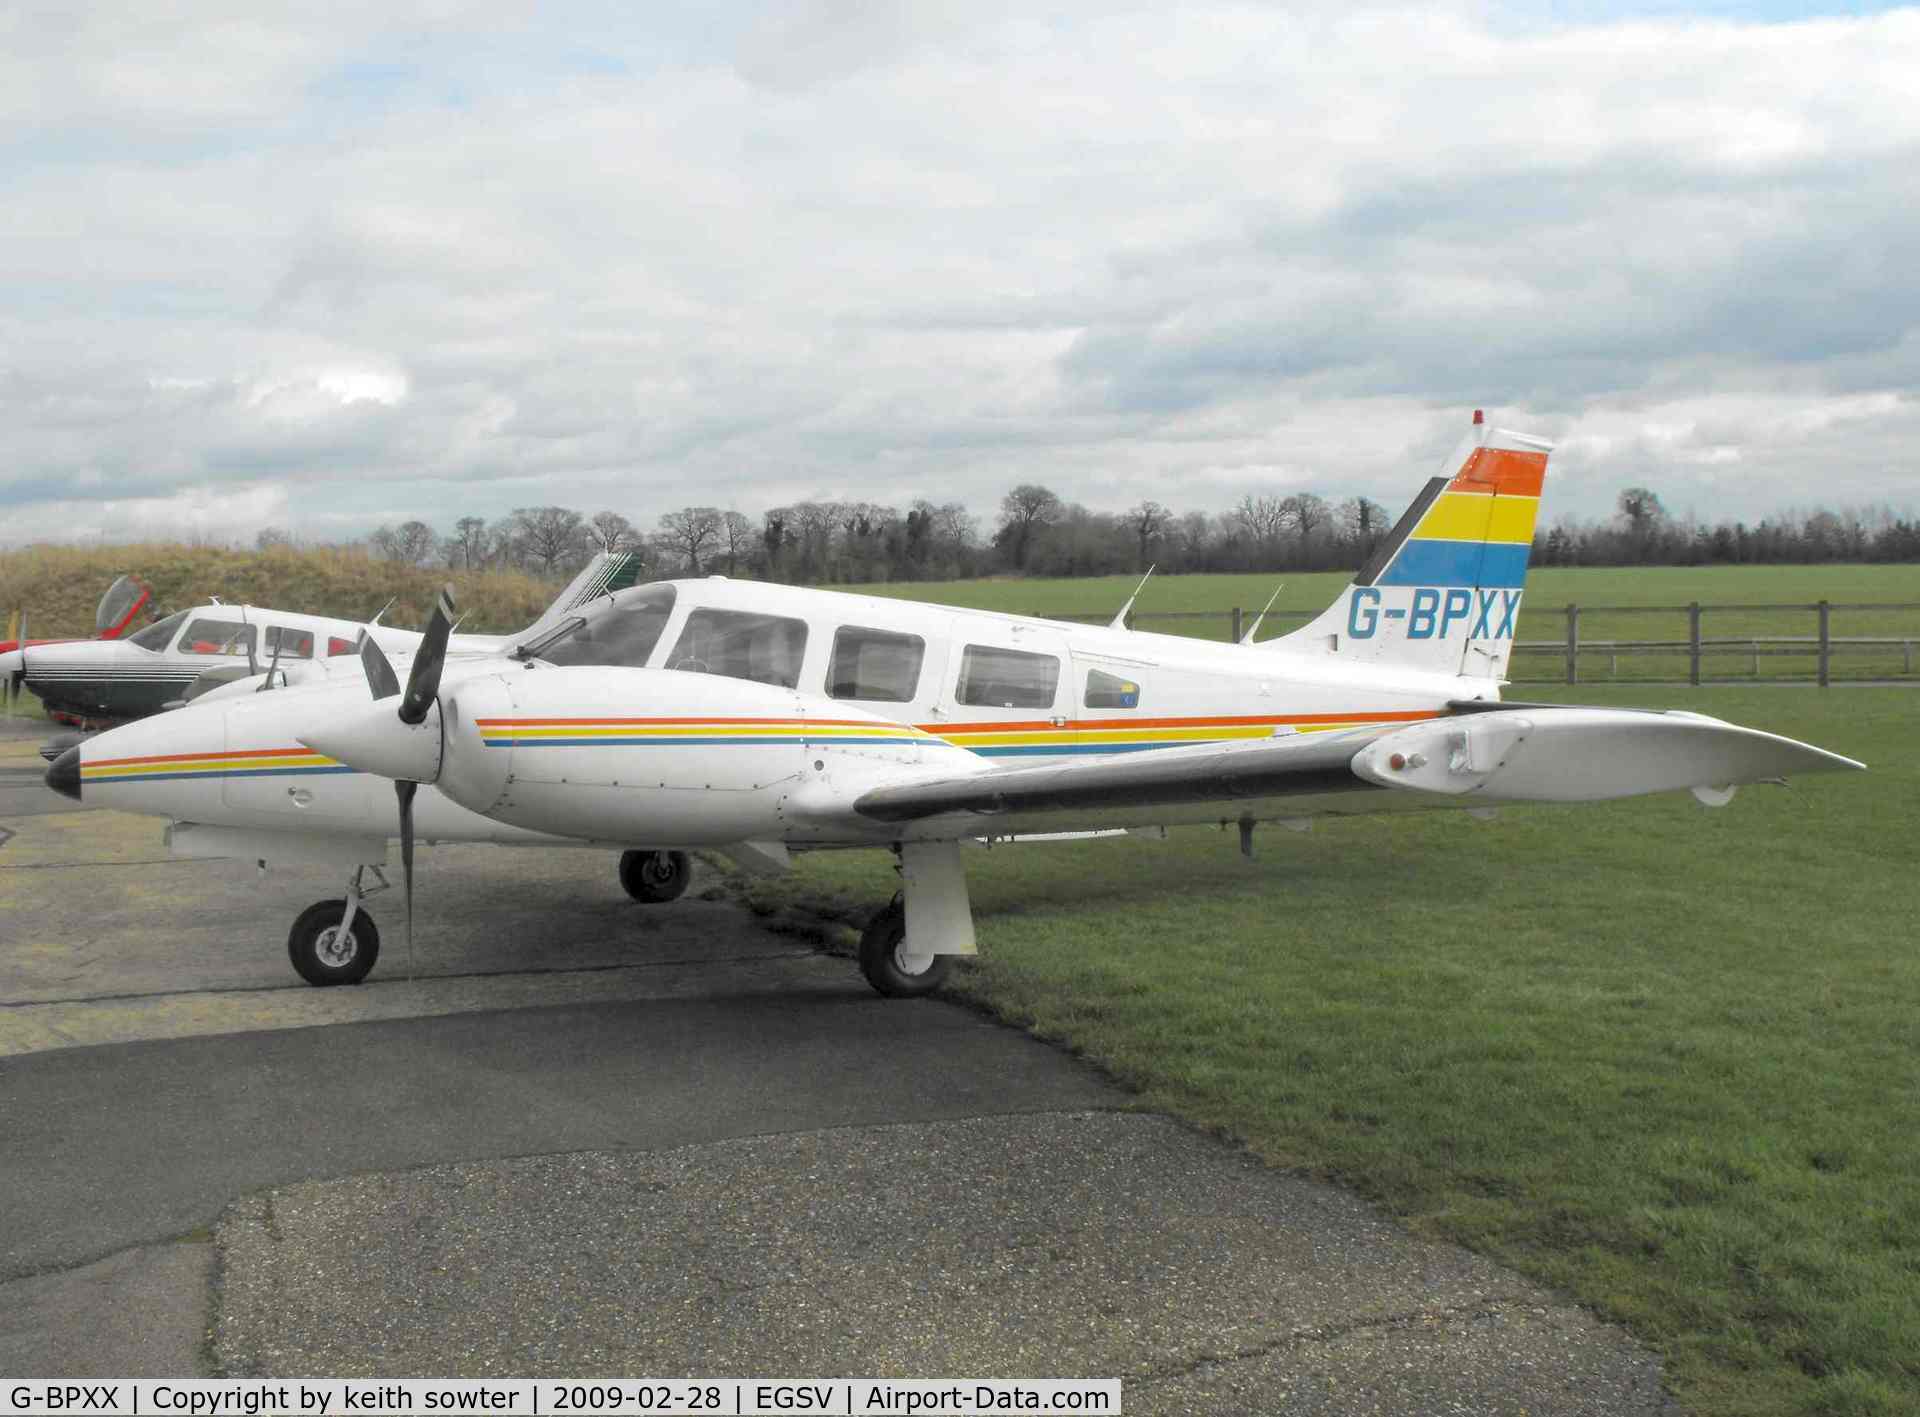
<box><xmin>853</xmin><ymin>706</ymin><xmax>1863</xmax><ymax>835</ymax></box>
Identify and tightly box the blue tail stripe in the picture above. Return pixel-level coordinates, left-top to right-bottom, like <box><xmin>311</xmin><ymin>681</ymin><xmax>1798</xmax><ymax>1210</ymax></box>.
<box><xmin>1378</xmin><ymin>539</ymin><xmax>1530</xmax><ymax>589</ymax></box>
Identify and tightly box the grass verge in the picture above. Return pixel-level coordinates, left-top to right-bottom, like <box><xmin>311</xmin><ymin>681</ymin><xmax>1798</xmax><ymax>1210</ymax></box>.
<box><xmin>716</xmin><ymin>685</ymin><xmax>1917</xmax><ymax>1416</ymax></box>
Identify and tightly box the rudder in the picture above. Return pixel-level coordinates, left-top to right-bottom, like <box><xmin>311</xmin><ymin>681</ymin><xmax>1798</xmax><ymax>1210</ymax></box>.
<box><xmin>1276</xmin><ymin>414</ymin><xmax>1550</xmax><ymax>682</ymax></box>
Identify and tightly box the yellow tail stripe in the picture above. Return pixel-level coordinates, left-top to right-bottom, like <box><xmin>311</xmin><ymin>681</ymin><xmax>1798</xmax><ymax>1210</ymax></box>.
<box><xmin>1416</xmin><ymin>492</ymin><xmax>1538</xmax><ymax>545</ymax></box>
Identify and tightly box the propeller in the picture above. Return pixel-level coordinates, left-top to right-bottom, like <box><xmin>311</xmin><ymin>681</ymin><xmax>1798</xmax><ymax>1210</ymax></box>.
<box><xmin>359</xmin><ymin>630</ymin><xmax>401</xmax><ymax>699</ymax></box>
<box><xmin>300</xmin><ymin>588</ymin><xmax>460</xmax><ymax>976</ymax></box>
<box><xmin>399</xmin><ymin>587</ymin><xmax>455</xmax><ymax>725</ymax></box>
<box><xmin>390</xmin><ymin>586</ymin><xmax>454</xmax><ymax>973</ymax></box>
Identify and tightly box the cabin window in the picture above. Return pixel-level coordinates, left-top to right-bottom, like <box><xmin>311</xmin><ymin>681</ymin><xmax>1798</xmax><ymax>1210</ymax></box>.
<box><xmin>667</xmin><ymin>608</ymin><xmax>807</xmax><ymax>688</ymax></box>
<box><xmin>1084</xmin><ymin>669</ymin><xmax>1141</xmax><ymax>709</ymax></box>
<box><xmin>956</xmin><ymin>645</ymin><xmax>1059</xmax><ymax>709</ymax></box>
<box><xmin>537</xmin><ymin>585</ymin><xmax>678</xmax><ymax>668</ymax></box>
<box><xmin>264</xmin><ymin>626</ymin><xmax>314</xmax><ymax>660</ymax></box>
<box><xmin>180</xmin><ymin>619</ymin><xmax>257</xmax><ymax>657</ymax></box>
<box><xmin>326</xmin><ymin>636</ymin><xmax>358</xmax><ymax>657</ymax></box>
<box><xmin>128</xmin><ymin>610</ymin><xmax>189</xmax><ymax>652</ymax></box>
<box><xmin>828</xmin><ymin>627</ymin><xmax>925</xmax><ymax>703</ymax></box>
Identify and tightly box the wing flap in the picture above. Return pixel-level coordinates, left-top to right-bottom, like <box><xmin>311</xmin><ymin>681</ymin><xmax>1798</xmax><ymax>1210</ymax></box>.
<box><xmin>854</xmin><ymin>726</ymin><xmax>1389</xmax><ymax>824</ymax></box>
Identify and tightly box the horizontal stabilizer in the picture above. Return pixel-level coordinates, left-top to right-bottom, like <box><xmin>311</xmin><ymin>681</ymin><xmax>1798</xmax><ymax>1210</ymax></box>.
<box><xmin>1351</xmin><ymin>708</ymin><xmax>1864</xmax><ymax>802</ymax></box>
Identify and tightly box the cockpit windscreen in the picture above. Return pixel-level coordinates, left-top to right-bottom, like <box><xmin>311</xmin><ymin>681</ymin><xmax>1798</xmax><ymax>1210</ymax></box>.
<box><xmin>533</xmin><ymin>585</ymin><xmax>678</xmax><ymax>668</ymax></box>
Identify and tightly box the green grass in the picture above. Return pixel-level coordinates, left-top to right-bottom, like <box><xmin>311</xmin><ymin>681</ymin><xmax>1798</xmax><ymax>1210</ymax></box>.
<box><xmin>726</xmin><ymin>685</ymin><xmax>1919</xmax><ymax>1416</ymax></box>
<box><xmin>846</xmin><ymin>565</ymin><xmax>1920</xmax><ymax>683</ymax></box>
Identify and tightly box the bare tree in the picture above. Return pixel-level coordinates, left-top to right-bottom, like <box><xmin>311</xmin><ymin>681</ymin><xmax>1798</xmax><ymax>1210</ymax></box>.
<box><xmin>1232</xmin><ymin>494</ymin><xmax>1291</xmax><ymax>548</ymax></box>
<box><xmin>392</xmin><ymin>520</ymin><xmax>436</xmax><ymax>566</ymax></box>
<box><xmin>450</xmin><ymin>516</ymin><xmax>490</xmax><ymax>570</ymax></box>
<box><xmin>512</xmin><ymin>506</ymin><xmax>588</xmax><ymax>575</ymax></box>
<box><xmin>255</xmin><ymin>527</ymin><xmax>292</xmax><ymax>551</ymax></box>
<box><xmin>588</xmin><ymin>510</ymin><xmax>639</xmax><ymax>555</ymax></box>
<box><xmin>656</xmin><ymin>506</ymin><xmax>724</xmax><ymax>574</ymax></box>
<box><xmin>719</xmin><ymin>510</ymin><xmax>755</xmax><ymax>576</ymax></box>
<box><xmin>1128</xmin><ymin>500</ymin><xmax>1168</xmax><ymax>570</ymax></box>
<box><xmin>789</xmin><ymin>502</ymin><xmax>842</xmax><ymax>581</ymax></box>
<box><xmin>997</xmin><ymin>484</ymin><xmax>1061</xmax><ymax>570</ymax></box>
<box><xmin>1286</xmin><ymin>494</ymin><xmax>1328</xmax><ymax>550</ymax></box>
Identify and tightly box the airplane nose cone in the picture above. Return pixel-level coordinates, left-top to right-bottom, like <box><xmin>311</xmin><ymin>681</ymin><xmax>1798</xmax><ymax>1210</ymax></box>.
<box><xmin>45</xmin><ymin>744</ymin><xmax>81</xmax><ymax>801</ymax></box>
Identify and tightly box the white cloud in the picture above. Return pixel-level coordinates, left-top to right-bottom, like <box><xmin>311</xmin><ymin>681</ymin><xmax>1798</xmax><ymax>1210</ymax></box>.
<box><xmin>2</xmin><ymin>1</ymin><xmax>1918</xmax><ymax>544</ymax></box>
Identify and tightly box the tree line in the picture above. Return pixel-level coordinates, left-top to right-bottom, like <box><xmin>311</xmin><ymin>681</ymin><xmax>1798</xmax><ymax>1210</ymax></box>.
<box><xmin>258</xmin><ymin>483</ymin><xmax>1917</xmax><ymax>585</ymax></box>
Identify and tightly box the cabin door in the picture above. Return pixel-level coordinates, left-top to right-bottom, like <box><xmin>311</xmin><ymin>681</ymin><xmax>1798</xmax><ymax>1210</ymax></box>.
<box><xmin>932</xmin><ymin>622</ymin><xmax>1078</xmax><ymax>763</ymax></box>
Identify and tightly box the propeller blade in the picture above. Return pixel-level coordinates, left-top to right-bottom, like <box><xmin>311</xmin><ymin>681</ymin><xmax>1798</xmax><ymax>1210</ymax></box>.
<box><xmin>359</xmin><ymin>631</ymin><xmax>401</xmax><ymax>700</ymax></box>
<box><xmin>396</xmin><ymin>778</ymin><xmax>418</xmax><ymax>979</ymax></box>
<box><xmin>398</xmin><ymin>587</ymin><xmax>456</xmax><ymax>726</ymax></box>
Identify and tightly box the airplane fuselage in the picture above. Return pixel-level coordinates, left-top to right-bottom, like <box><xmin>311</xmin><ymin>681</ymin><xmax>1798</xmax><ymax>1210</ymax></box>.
<box><xmin>10</xmin><ymin>602</ymin><xmax>507</xmax><ymax>726</ymax></box>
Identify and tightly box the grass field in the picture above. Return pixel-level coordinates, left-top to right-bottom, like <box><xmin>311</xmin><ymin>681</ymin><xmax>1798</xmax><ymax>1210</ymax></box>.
<box><xmin>847</xmin><ymin>565</ymin><xmax>1920</xmax><ymax>684</ymax></box>
<box><xmin>0</xmin><ymin>543</ymin><xmax>562</xmax><ymax>640</ymax></box>
<box><xmin>724</xmin><ymin>684</ymin><xmax>1917</xmax><ymax>1416</ymax></box>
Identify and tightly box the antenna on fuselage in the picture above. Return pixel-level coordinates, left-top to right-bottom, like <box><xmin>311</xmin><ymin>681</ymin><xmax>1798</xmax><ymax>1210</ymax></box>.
<box><xmin>1108</xmin><ymin>565</ymin><xmax>1155</xmax><ymax>631</ymax></box>
<box><xmin>368</xmin><ymin>597</ymin><xmax>395</xmax><ymax>628</ymax></box>
<box><xmin>1239</xmin><ymin>582</ymin><xmax>1286</xmax><ymax>645</ymax></box>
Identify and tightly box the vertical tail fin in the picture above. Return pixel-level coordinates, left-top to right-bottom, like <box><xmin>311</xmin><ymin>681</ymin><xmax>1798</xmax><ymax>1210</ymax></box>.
<box><xmin>1276</xmin><ymin>415</ymin><xmax>1551</xmax><ymax>681</ymax></box>
<box><xmin>513</xmin><ymin>551</ymin><xmax>648</xmax><ymax>641</ymax></box>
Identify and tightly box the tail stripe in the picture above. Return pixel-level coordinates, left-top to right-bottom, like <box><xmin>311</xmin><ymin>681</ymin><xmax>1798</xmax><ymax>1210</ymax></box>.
<box><xmin>1377</xmin><ymin>540</ymin><xmax>1530</xmax><ymax>589</ymax></box>
<box><xmin>1416</xmin><ymin>492</ymin><xmax>1536</xmax><ymax>544</ymax></box>
<box><xmin>1452</xmin><ymin>447</ymin><xmax>1547</xmax><ymax>497</ymax></box>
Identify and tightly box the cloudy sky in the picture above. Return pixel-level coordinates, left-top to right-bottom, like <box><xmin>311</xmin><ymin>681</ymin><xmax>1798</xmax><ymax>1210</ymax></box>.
<box><xmin>4</xmin><ymin>0</ymin><xmax>1917</xmax><ymax>546</ymax></box>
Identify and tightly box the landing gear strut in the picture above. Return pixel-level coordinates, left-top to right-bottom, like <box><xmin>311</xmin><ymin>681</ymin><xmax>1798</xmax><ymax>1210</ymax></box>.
<box><xmin>858</xmin><ymin>895</ymin><xmax>953</xmax><ymax>998</ymax></box>
<box><xmin>619</xmin><ymin>849</ymin><xmax>692</xmax><ymax>904</ymax></box>
<box><xmin>287</xmin><ymin>865</ymin><xmax>388</xmax><ymax>986</ymax></box>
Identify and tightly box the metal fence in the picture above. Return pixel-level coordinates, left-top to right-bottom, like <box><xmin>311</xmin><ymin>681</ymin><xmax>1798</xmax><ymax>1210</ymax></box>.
<box><xmin>1038</xmin><ymin>601</ymin><xmax>1920</xmax><ymax>686</ymax></box>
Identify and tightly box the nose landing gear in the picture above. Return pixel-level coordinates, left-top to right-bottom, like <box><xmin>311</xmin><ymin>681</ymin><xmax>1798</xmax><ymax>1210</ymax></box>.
<box><xmin>619</xmin><ymin>849</ymin><xmax>692</xmax><ymax>904</ymax></box>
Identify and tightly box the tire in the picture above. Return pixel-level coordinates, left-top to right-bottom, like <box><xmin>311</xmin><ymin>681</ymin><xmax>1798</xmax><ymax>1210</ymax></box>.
<box><xmin>287</xmin><ymin>899</ymin><xmax>381</xmax><ymax>987</ymax></box>
<box><xmin>858</xmin><ymin>896</ymin><xmax>952</xmax><ymax>998</ymax></box>
<box><xmin>619</xmin><ymin>849</ymin><xmax>692</xmax><ymax>904</ymax></box>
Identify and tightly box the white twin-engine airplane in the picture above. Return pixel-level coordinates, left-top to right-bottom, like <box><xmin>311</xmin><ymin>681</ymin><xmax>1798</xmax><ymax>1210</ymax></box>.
<box><xmin>45</xmin><ymin>416</ymin><xmax>1863</xmax><ymax>996</ymax></box>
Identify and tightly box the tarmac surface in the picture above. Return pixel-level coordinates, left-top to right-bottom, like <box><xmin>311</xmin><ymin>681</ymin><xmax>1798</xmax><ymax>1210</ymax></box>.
<box><xmin>0</xmin><ymin>719</ymin><xmax>1680</xmax><ymax>1413</ymax></box>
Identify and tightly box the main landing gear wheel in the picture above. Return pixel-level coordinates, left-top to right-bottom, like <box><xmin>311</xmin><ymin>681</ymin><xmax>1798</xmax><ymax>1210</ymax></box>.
<box><xmin>287</xmin><ymin>900</ymin><xmax>381</xmax><ymax>987</ymax></box>
<box><xmin>858</xmin><ymin>896</ymin><xmax>952</xmax><ymax>998</ymax></box>
<box><xmin>619</xmin><ymin>849</ymin><xmax>692</xmax><ymax>904</ymax></box>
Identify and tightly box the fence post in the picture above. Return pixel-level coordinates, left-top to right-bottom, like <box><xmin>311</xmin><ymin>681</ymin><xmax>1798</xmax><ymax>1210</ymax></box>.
<box><xmin>1818</xmin><ymin>601</ymin><xmax>1831</xmax><ymax>687</ymax></box>
<box><xmin>1688</xmin><ymin>602</ymin><xmax>1701</xmax><ymax>687</ymax></box>
<box><xmin>1565</xmin><ymin>603</ymin><xmax>1579</xmax><ymax>685</ymax></box>
<box><xmin>1230</xmin><ymin>607</ymin><xmax>1242</xmax><ymax>643</ymax></box>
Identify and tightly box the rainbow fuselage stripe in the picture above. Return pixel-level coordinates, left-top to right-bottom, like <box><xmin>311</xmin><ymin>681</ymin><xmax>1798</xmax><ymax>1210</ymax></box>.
<box><xmin>81</xmin><ymin>746</ymin><xmax>352</xmax><ymax>785</ymax></box>
<box><xmin>79</xmin><ymin>711</ymin><xmax>1449</xmax><ymax>788</ymax></box>
<box><xmin>934</xmin><ymin>709</ymin><xmax>1438</xmax><ymax>757</ymax></box>
<box><xmin>475</xmin><ymin>711</ymin><xmax>1440</xmax><ymax>759</ymax></box>
<box><xmin>472</xmin><ymin>716</ymin><xmax>934</xmax><ymax>748</ymax></box>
